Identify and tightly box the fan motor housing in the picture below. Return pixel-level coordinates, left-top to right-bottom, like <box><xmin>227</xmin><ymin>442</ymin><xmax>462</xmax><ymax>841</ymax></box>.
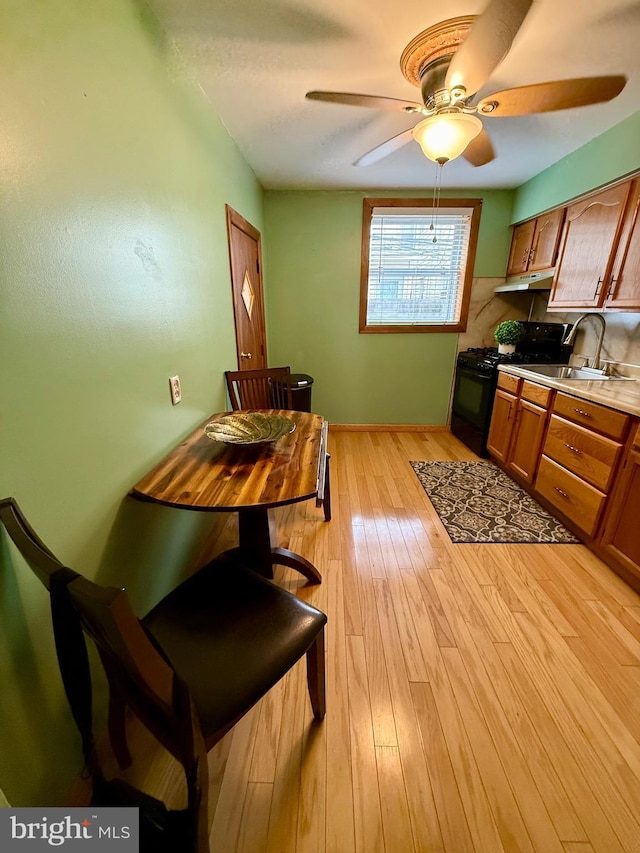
<box><xmin>419</xmin><ymin>55</ymin><xmax>455</xmax><ymax>110</ymax></box>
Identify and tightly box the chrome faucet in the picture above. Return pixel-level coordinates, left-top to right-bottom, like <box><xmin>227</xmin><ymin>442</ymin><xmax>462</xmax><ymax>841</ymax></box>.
<box><xmin>563</xmin><ymin>313</ymin><xmax>607</xmax><ymax>370</ymax></box>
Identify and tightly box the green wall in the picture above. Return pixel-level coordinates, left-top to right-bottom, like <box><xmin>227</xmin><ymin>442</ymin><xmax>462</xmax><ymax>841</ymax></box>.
<box><xmin>264</xmin><ymin>189</ymin><xmax>514</xmax><ymax>424</ymax></box>
<box><xmin>6</xmin><ymin>0</ymin><xmax>634</xmax><ymax>811</ymax></box>
<box><xmin>512</xmin><ymin>110</ymin><xmax>640</xmax><ymax>222</ymax></box>
<box><xmin>0</xmin><ymin>0</ymin><xmax>263</xmax><ymax>806</ymax></box>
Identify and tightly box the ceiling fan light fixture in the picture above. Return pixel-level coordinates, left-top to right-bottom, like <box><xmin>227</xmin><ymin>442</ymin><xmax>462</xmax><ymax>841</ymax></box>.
<box><xmin>412</xmin><ymin>113</ymin><xmax>483</xmax><ymax>163</ymax></box>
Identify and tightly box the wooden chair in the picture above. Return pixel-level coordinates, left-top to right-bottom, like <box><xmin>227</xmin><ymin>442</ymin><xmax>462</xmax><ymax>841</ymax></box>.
<box><xmin>0</xmin><ymin>497</ymin><xmax>327</xmax><ymax>852</ymax></box>
<box><xmin>225</xmin><ymin>366</ymin><xmax>292</xmax><ymax>410</ymax></box>
<box><xmin>225</xmin><ymin>366</ymin><xmax>331</xmax><ymax>521</ymax></box>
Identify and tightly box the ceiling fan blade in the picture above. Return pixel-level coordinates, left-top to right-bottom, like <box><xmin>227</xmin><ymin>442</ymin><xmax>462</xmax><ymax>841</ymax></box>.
<box><xmin>445</xmin><ymin>0</ymin><xmax>533</xmax><ymax>97</ymax></box>
<box><xmin>306</xmin><ymin>91</ymin><xmax>422</xmax><ymax>113</ymax></box>
<box><xmin>354</xmin><ymin>128</ymin><xmax>415</xmax><ymax>167</ymax></box>
<box><xmin>462</xmin><ymin>128</ymin><xmax>495</xmax><ymax>166</ymax></box>
<box><xmin>476</xmin><ymin>76</ymin><xmax>628</xmax><ymax>116</ymax></box>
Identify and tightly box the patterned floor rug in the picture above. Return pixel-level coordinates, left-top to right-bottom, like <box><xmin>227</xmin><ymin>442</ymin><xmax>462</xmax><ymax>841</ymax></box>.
<box><xmin>410</xmin><ymin>460</ymin><xmax>580</xmax><ymax>544</ymax></box>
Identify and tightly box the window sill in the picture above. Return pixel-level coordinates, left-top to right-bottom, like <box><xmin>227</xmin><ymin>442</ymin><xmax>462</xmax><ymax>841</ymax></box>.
<box><xmin>359</xmin><ymin>322</ymin><xmax>467</xmax><ymax>334</ymax></box>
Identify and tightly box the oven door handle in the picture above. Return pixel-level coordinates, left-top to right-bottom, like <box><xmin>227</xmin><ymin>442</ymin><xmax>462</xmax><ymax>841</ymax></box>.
<box><xmin>456</xmin><ymin>365</ymin><xmax>496</xmax><ymax>382</ymax></box>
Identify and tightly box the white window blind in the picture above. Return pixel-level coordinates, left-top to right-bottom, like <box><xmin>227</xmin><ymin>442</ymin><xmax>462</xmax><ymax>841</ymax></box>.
<box><xmin>366</xmin><ymin>207</ymin><xmax>473</xmax><ymax>326</ymax></box>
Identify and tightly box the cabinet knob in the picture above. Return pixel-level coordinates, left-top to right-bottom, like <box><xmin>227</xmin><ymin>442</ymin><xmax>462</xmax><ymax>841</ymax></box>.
<box><xmin>240</xmin><ymin>351</ymin><xmax>253</xmax><ymax>359</ymax></box>
<box><xmin>607</xmin><ymin>277</ymin><xmax>617</xmax><ymax>298</ymax></box>
<box><xmin>573</xmin><ymin>407</ymin><xmax>593</xmax><ymax>419</ymax></box>
<box><xmin>554</xmin><ymin>487</ymin><xmax>570</xmax><ymax>500</ymax></box>
<box><xmin>594</xmin><ymin>276</ymin><xmax>604</xmax><ymax>297</ymax></box>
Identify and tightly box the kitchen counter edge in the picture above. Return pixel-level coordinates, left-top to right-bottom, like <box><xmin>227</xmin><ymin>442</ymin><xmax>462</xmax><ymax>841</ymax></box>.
<box><xmin>497</xmin><ymin>366</ymin><xmax>640</xmax><ymax>418</ymax></box>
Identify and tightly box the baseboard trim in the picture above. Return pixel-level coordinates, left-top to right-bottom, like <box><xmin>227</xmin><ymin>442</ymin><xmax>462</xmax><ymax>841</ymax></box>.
<box><xmin>328</xmin><ymin>424</ymin><xmax>448</xmax><ymax>432</ymax></box>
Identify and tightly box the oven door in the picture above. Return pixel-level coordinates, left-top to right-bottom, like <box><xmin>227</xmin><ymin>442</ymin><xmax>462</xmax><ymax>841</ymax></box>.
<box><xmin>452</xmin><ymin>365</ymin><xmax>497</xmax><ymax>430</ymax></box>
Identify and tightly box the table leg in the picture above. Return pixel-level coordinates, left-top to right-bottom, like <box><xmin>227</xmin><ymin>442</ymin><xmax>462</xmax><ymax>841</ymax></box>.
<box><xmin>236</xmin><ymin>509</ymin><xmax>322</xmax><ymax>584</ymax></box>
<box><xmin>322</xmin><ymin>454</ymin><xmax>331</xmax><ymax>522</ymax></box>
<box><xmin>315</xmin><ymin>452</ymin><xmax>331</xmax><ymax>522</ymax></box>
<box><xmin>237</xmin><ymin>510</ymin><xmax>275</xmax><ymax>579</ymax></box>
<box><xmin>271</xmin><ymin>547</ymin><xmax>322</xmax><ymax>585</ymax></box>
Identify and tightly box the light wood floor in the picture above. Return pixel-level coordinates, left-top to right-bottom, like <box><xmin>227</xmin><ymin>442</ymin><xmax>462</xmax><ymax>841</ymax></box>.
<box><xmin>125</xmin><ymin>429</ymin><xmax>640</xmax><ymax>852</ymax></box>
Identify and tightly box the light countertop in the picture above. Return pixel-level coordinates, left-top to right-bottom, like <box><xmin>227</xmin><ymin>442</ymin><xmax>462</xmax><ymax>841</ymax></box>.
<box><xmin>498</xmin><ymin>365</ymin><xmax>640</xmax><ymax>418</ymax></box>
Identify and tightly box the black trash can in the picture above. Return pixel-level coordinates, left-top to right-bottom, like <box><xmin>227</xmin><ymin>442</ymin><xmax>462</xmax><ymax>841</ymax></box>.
<box><xmin>273</xmin><ymin>373</ymin><xmax>314</xmax><ymax>412</ymax></box>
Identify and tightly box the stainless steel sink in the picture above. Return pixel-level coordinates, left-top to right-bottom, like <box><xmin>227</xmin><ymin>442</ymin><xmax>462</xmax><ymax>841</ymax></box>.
<box><xmin>522</xmin><ymin>365</ymin><xmax>635</xmax><ymax>381</ymax></box>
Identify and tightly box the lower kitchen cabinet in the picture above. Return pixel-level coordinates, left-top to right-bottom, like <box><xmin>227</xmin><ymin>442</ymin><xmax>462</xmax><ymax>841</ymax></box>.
<box><xmin>507</xmin><ymin>400</ymin><xmax>547</xmax><ymax>483</ymax></box>
<box><xmin>486</xmin><ymin>386</ymin><xmax>517</xmax><ymax>463</ymax></box>
<box><xmin>487</xmin><ymin>375</ymin><xmax>550</xmax><ymax>482</ymax></box>
<box><xmin>542</xmin><ymin>414</ymin><xmax>623</xmax><ymax>492</ymax></box>
<box><xmin>507</xmin><ymin>381</ymin><xmax>551</xmax><ymax>484</ymax></box>
<box><xmin>535</xmin><ymin>394</ymin><xmax>628</xmax><ymax>537</ymax></box>
<box><xmin>598</xmin><ymin>426</ymin><xmax>640</xmax><ymax>585</ymax></box>
<box><xmin>487</xmin><ymin>373</ymin><xmax>640</xmax><ymax>591</ymax></box>
<box><xmin>536</xmin><ymin>455</ymin><xmax>606</xmax><ymax>537</ymax></box>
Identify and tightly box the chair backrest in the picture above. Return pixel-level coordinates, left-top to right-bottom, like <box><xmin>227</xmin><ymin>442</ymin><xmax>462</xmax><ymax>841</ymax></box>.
<box><xmin>68</xmin><ymin>575</ymin><xmax>199</xmax><ymax>758</ymax></box>
<box><xmin>225</xmin><ymin>366</ymin><xmax>292</xmax><ymax>410</ymax></box>
<box><xmin>0</xmin><ymin>497</ymin><xmax>64</xmax><ymax>589</ymax></box>
<box><xmin>0</xmin><ymin>496</ymin><xmax>199</xmax><ymax>766</ymax></box>
<box><xmin>1</xmin><ymin>497</ymin><xmax>208</xmax><ymax>851</ymax></box>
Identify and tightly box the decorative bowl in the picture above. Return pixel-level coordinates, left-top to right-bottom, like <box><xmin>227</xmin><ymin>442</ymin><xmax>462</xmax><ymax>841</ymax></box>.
<box><xmin>204</xmin><ymin>412</ymin><xmax>295</xmax><ymax>445</ymax></box>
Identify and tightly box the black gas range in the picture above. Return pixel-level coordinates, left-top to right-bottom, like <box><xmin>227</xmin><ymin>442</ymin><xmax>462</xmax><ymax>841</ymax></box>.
<box><xmin>451</xmin><ymin>322</ymin><xmax>573</xmax><ymax>457</ymax></box>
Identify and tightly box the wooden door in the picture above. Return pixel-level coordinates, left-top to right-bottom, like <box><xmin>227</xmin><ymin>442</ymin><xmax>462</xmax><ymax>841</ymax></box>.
<box><xmin>486</xmin><ymin>390</ymin><xmax>517</xmax><ymax>463</ymax></box>
<box><xmin>529</xmin><ymin>208</ymin><xmax>564</xmax><ymax>271</ymax></box>
<box><xmin>548</xmin><ymin>182</ymin><xmax>630</xmax><ymax>310</ymax></box>
<box><xmin>506</xmin><ymin>220</ymin><xmax>536</xmax><ymax>276</ymax></box>
<box><xmin>606</xmin><ymin>179</ymin><xmax>640</xmax><ymax>311</ymax></box>
<box><xmin>226</xmin><ymin>205</ymin><xmax>267</xmax><ymax>370</ymax></box>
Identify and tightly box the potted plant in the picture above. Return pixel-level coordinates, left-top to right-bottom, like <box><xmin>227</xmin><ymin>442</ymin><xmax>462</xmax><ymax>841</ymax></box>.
<box><xmin>494</xmin><ymin>320</ymin><xmax>525</xmax><ymax>354</ymax></box>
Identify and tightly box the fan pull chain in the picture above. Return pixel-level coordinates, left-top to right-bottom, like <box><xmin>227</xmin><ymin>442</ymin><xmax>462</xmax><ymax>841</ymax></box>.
<box><xmin>430</xmin><ymin>169</ymin><xmax>437</xmax><ymax>232</ymax></box>
<box><xmin>430</xmin><ymin>161</ymin><xmax>444</xmax><ymax>243</ymax></box>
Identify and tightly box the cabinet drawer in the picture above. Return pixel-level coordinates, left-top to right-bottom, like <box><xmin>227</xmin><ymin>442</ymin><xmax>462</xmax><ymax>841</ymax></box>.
<box><xmin>521</xmin><ymin>380</ymin><xmax>552</xmax><ymax>408</ymax></box>
<box><xmin>543</xmin><ymin>415</ymin><xmax>623</xmax><ymax>492</ymax></box>
<box><xmin>535</xmin><ymin>456</ymin><xmax>606</xmax><ymax>536</ymax></box>
<box><xmin>553</xmin><ymin>392</ymin><xmax>629</xmax><ymax>439</ymax></box>
<box><xmin>633</xmin><ymin>422</ymin><xmax>640</xmax><ymax>450</ymax></box>
<box><xmin>498</xmin><ymin>373</ymin><xmax>520</xmax><ymax>394</ymax></box>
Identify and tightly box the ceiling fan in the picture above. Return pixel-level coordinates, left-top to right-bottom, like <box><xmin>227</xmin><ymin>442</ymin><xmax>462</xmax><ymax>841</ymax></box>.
<box><xmin>306</xmin><ymin>0</ymin><xmax>627</xmax><ymax>168</ymax></box>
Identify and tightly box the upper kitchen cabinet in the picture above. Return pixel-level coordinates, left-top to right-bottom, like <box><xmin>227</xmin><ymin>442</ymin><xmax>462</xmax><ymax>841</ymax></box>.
<box><xmin>506</xmin><ymin>220</ymin><xmax>536</xmax><ymax>275</ymax></box>
<box><xmin>547</xmin><ymin>181</ymin><xmax>631</xmax><ymax>310</ymax></box>
<box><xmin>505</xmin><ymin>208</ymin><xmax>564</xmax><ymax>277</ymax></box>
<box><xmin>607</xmin><ymin>179</ymin><xmax>640</xmax><ymax>311</ymax></box>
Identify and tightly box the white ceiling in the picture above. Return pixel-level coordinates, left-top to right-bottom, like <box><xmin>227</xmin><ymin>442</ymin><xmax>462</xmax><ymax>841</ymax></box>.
<box><xmin>147</xmin><ymin>0</ymin><xmax>640</xmax><ymax>190</ymax></box>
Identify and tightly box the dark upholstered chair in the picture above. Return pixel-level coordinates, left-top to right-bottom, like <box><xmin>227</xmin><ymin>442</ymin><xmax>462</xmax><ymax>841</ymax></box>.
<box><xmin>225</xmin><ymin>366</ymin><xmax>292</xmax><ymax>410</ymax></box>
<box><xmin>0</xmin><ymin>497</ymin><xmax>327</xmax><ymax>852</ymax></box>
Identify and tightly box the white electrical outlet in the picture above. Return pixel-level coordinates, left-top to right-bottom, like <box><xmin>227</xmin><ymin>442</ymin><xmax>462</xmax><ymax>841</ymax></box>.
<box><xmin>169</xmin><ymin>375</ymin><xmax>182</xmax><ymax>405</ymax></box>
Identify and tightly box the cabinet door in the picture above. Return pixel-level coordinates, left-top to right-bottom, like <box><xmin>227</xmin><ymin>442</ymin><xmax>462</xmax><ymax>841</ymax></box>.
<box><xmin>507</xmin><ymin>400</ymin><xmax>547</xmax><ymax>484</ymax></box>
<box><xmin>606</xmin><ymin>179</ymin><xmax>640</xmax><ymax>311</ymax></box>
<box><xmin>598</xmin><ymin>444</ymin><xmax>640</xmax><ymax>583</ymax></box>
<box><xmin>548</xmin><ymin>182</ymin><xmax>631</xmax><ymax>309</ymax></box>
<box><xmin>529</xmin><ymin>208</ymin><xmax>564</xmax><ymax>271</ymax></box>
<box><xmin>506</xmin><ymin>220</ymin><xmax>536</xmax><ymax>276</ymax></box>
<box><xmin>486</xmin><ymin>390</ymin><xmax>517</xmax><ymax>463</ymax></box>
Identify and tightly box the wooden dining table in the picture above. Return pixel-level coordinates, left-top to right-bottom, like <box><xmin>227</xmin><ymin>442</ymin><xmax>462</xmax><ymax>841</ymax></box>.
<box><xmin>130</xmin><ymin>410</ymin><xmax>329</xmax><ymax>583</ymax></box>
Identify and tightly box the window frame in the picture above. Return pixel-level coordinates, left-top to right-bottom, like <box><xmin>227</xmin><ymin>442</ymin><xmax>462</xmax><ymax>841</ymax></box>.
<box><xmin>359</xmin><ymin>197</ymin><xmax>482</xmax><ymax>334</ymax></box>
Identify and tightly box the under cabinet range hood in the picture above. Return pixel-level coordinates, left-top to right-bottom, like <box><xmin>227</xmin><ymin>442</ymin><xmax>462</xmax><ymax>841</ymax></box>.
<box><xmin>494</xmin><ymin>269</ymin><xmax>555</xmax><ymax>293</ymax></box>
